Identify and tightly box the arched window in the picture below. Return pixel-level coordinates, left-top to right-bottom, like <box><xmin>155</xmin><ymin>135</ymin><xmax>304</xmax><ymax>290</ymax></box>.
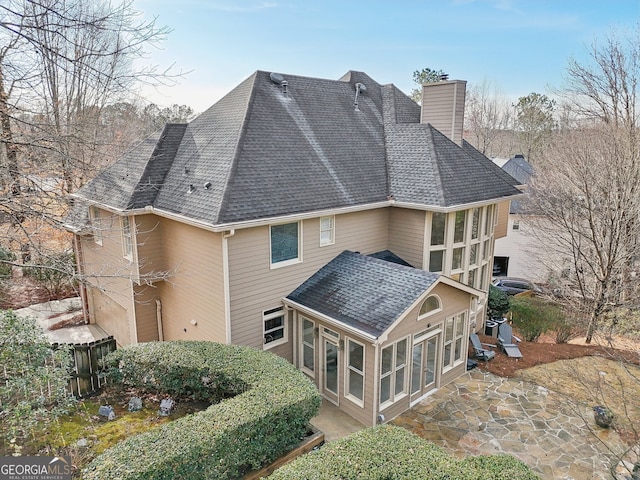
<box><xmin>419</xmin><ymin>295</ymin><xmax>441</xmax><ymax>318</ymax></box>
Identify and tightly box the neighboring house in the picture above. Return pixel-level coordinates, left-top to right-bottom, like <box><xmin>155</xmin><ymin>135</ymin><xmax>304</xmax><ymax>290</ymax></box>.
<box><xmin>65</xmin><ymin>70</ymin><xmax>521</xmax><ymax>426</ymax></box>
<box><xmin>492</xmin><ymin>155</ymin><xmax>547</xmax><ymax>282</ymax></box>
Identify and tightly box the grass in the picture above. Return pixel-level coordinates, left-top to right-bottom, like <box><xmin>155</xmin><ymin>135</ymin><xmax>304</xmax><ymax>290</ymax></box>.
<box><xmin>1</xmin><ymin>386</ymin><xmax>209</xmax><ymax>473</ymax></box>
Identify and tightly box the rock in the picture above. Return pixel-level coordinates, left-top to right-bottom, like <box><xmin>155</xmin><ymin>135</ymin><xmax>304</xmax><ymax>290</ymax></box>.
<box><xmin>98</xmin><ymin>405</ymin><xmax>115</xmax><ymax>420</ymax></box>
<box><xmin>76</xmin><ymin>438</ymin><xmax>89</xmax><ymax>448</ymax></box>
<box><xmin>159</xmin><ymin>398</ymin><xmax>175</xmax><ymax>416</ymax></box>
<box><xmin>128</xmin><ymin>397</ymin><xmax>143</xmax><ymax>412</ymax></box>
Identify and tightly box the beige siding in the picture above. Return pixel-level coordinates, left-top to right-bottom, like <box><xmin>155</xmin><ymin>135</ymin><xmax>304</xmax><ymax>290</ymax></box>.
<box><xmin>388</xmin><ymin>208</ymin><xmax>425</xmax><ymax>268</ymax></box>
<box><xmin>133</xmin><ymin>284</ymin><xmax>160</xmax><ymax>342</ymax></box>
<box><xmin>494</xmin><ymin>200</ymin><xmax>510</xmax><ymax>239</ymax></box>
<box><xmin>88</xmin><ymin>285</ymin><xmax>130</xmax><ymax>346</ymax></box>
<box><xmin>136</xmin><ymin>214</ymin><xmax>167</xmax><ymax>280</ymax></box>
<box><xmin>421</xmin><ymin>80</ymin><xmax>466</xmax><ymax>145</ymax></box>
<box><xmin>156</xmin><ymin>218</ymin><xmax>226</xmax><ymax>343</ymax></box>
<box><xmin>228</xmin><ymin>209</ymin><xmax>389</xmax><ymax>351</ymax></box>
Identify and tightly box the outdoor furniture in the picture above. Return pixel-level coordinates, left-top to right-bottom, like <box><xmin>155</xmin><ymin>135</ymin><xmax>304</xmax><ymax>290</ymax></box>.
<box><xmin>497</xmin><ymin>323</ymin><xmax>523</xmax><ymax>358</ymax></box>
<box><xmin>469</xmin><ymin>333</ymin><xmax>495</xmax><ymax>361</ymax></box>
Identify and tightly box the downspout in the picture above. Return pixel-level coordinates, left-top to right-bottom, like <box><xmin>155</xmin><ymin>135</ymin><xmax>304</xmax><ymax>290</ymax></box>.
<box><xmin>222</xmin><ymin>229</ymin><xmax>235</xmax><ymax>344</ymax></box>
<box><xmin>156</xmin><ymin>299</ymin><xmax>164</xmax><ymax>342</ymax></box>
<box><xmin>372</xmin><ymin>340</ymin><xmax>380</xmax><ymax>425</ymax></box>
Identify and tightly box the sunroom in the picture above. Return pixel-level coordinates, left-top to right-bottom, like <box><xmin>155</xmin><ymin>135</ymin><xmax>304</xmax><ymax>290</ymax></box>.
<box><xmin>283</xmin><ymin>250</ymin><xmax>480</xmax><ymax>426</ymax></box>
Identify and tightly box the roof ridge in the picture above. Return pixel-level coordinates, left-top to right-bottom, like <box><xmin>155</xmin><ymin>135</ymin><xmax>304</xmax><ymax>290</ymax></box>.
<box><xmin>426</xmin><ymin>124</ymin><xmax>446</xmax><ymax>205</ymax></box>
<box><xmin>129</xmin><ymin>123</ymin><xmax>188</xmax><ymax>208</ymax></box>
<box><xmin>216</xmin><ymin>72</ymin><xmax>259</xmax><ymax>222</ymax></box>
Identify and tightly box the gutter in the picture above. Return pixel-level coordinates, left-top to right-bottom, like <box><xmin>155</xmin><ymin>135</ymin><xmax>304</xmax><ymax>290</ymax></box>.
<box><xmin>68</xmin><ymin>193</ymin><xmax>525</xmax><ymax>233</ymax></box>
<box><xmin>282</xmin><ymin>298</ymin><xmax>378</xmax><ymax>342</ymax></box>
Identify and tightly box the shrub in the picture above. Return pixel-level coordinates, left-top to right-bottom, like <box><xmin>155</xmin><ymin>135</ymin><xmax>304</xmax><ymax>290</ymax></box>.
<box><xmin>0</xmin><ymin>311</ymin><xmax>75</xmax><ymax>452</ymax></box>
<box><xmin>84</xmin><ymin>341</ymin><xmax>321</xmax><ymax>480</ymax></box>
<box><xmin>0</xmin><ymin>245</ymin><xmax>15</xmax><ymax>279</ymax></box>
<box><xmin>23</xmin><ymin>251</ymin><xmax>76</xmax><ymax>297</ymax></box>
<box><xmin>509</xmin><ymin>296</ymin><xmax>562</xmax><ymax>342</ymax></box>
<box><xmin>268</xmin><ymin>425</ymin><xmax>538</xmax><ymax>480</ymax></box>
<box><xmin>488</xmin><ymin>284</ymin><xmax>510</xmax><ymax>320</ymax></box>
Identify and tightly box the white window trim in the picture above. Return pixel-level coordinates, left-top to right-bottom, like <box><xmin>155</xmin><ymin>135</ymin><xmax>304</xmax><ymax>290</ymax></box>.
<box><xmin>89</xmin><ymin>206</ymin><xmax>102</xmax><ymax>246</ymax></box>
<box><xmin>319</xmin><ymin>215</ymin><xmax>335</xmax><ymax>246</ymax></box>
<box><xmin>121</xmin><ymin>216</ymin><xmax>134</xmax><ymax>261</ymax></box>
<box><xmin>345</xmin><ymin>337</ymin><xmax>365</xmax><ymax>408</ymax></box>
<box><xmin>442</xmin><ymin>312</ymin><xmax>466</xmax><ymax>373</ymax></box>
<box><xmin>300</xmin><ymin>317</ymin><xmax>315</xmax><ymax>375</ymax></box>
<box><xmin>270</xmin><ymin>222</ymin><xmax>302</xmax><ymax>269</ymax></box>
<box><xmin>379</xmin><ymin>337</ymin><xmax>409</xmax><ymax>410</ymax></box>
<box><xmin>263</xmin><ymin>306</ymin><xmax>287</xmax><ymax>349</ymax></box>
<box><xmin>418</xmin><ymin>294</ymin><xmax>442</xmax><ymax>320</ymax></box>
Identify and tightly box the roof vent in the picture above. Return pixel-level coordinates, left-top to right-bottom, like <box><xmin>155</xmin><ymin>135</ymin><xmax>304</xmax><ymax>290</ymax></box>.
<box><xmin>270</xmin><ymin>72</ymin><xmax>288</xmax><ymax>96</ymax></box>
<box><xmin>188</xmin><ymin>184</ymin><xmax>195</xmax><ymax>193</ymax></box>
<box><xmin>354</xmin><ymin>82</ymin><xmax>367</xmax><ymax>111</ymax></box>
<box><xmin>184</xmin><ymin>166</ymin><xmax>189</xmax><ymax>175</ymax></box>
<box><xmin>203</xmin><ymin>181</ymin><xmax>212</xmax><ymax>190</ymax></box>
<box><xmin>440</xmin><ymin>73</ymin><xmax>449</xmax><ymax>81</ymax></box>
<box><xmin>270</xmin><ymin>72</ymin><xmax>284</xmax><ymax>84</ymax></box>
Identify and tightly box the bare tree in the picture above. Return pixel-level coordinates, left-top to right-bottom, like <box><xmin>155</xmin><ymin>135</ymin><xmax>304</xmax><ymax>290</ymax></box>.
<box><xmin>0</xmin><ymin>0</ymin><xmax>181</xmax><ymax>277</ymax></box>
<box><xmin>464</xmin><ymin>79</ymin><xmax>512</xmax><ymax>157</ymax></box>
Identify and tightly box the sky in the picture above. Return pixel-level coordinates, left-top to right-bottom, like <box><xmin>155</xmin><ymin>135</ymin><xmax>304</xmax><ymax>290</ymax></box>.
<box><xmin>131</xmin><ymin>0</ymin><xmax>640</xmax><ymax>113</ymax></box>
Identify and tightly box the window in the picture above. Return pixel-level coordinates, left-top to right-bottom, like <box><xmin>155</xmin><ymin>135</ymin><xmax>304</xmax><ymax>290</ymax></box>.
<box><xmin>301</xmin><ymin>318</ymin><xmax>315</xmax><ymax>373</ymax></box>
<box><xmin>270</xmin><ymin>222</ymin><xmax>301</xmax><ymax>266</ymax></box>
<box><xmin>121</xmin><ymin>216</ymin><xmax>133</xmax><ymax>259</ymax></box>
<box><xmin>429</xmin><ymin>212</ymin><xmax>446</xmax><ymax>273</ymax></box>
<box><xmin>471</xmin><ymin>208</ymin><xmax>480</xmax><ymax>240</ymax></box>
<box><xmin>429</xmin><ymin>250</ymin><xmax>444</xmax><ymax>273</ymax></box>
<box><xmin>89</xmin><ymin>206</ymin><xmax>102</xmax><ymax>245</ymax></box>
<box><xmin>346</xmin><ymin>339</ymin><xmax>365</xmax><ymax>404</ymax></box>
<box><xmin>419</xmin><ymin>295</ymin><xmax>441</xmax><ymax>318</ymax></box>
<box><xmin>484</xmin><ymin>205</ymin><xmax>494</xmax><ymax>236</ymax></box>
<box><xmin>380</xmin><ymin>338</ymin><xmax>407</xmax><ymax>407</ymax></box>
<box><xmin>452</xmin><ymin>247</ymin><xmax>465</xmax><ymax>271</ymax></box>
<box><xmin>319</xmin><ymin>216</ymin><xmax>335</xmax><ymax>246</ymax></box>
<box><xmin>453</xmin><ymin>210</ymin><xmax>466</xmax><ymax>243</ymax></box>
<box><xmin>443</xmin><ymin>313</ymin><xmax>465</xmax><ymax>370</ymax></box>
<box><xmin>430</xmin><ymin>212</ymin><xmax>446</xmax><ymax>245</ymax></box>
<box><xmin>263</xmin><ymin>307</ymin><xmax>286</xmax><ymax>348</ymax></box>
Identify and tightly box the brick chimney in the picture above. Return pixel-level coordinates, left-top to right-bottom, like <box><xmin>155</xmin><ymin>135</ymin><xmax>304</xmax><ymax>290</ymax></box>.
<box><xmin>420</xmin><ymin>79</ymin><xmax>467</xmax><ymax>146</ymax></box>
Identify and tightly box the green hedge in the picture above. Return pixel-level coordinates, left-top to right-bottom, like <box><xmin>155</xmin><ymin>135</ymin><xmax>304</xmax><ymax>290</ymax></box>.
<box><xmin>268</xmin><ymin>425</ymin><xmax>539</xmax><ymax>480</ymax></box>
<box><xmin>83</xmin><ymin>341</ymin><xmax>321</xmax><ymax>479</ymax></box>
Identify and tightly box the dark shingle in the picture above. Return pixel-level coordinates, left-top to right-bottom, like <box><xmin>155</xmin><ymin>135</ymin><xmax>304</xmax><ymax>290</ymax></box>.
<box><xmin>73</xmin><ymin>69</ymin><xmax>523</xmax><ymax>225</ymax></box>
<box><xmin>286</xmin><ymin>251</ymin><xmax>439</xmax><ymax>338</ymax></box>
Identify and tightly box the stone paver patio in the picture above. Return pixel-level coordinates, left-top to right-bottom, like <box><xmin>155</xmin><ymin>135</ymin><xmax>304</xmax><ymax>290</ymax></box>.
<box><xmin>392</xmin><ymin>369</ymin><xmax>630</xmax><ymax>479</ymax></box>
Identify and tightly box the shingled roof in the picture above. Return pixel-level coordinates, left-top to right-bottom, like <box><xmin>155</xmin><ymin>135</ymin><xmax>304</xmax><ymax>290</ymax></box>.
<box><xmin>71</xmin><ymin>70</ymin><xmax>521</xmax><ymax>227</ymax></box>
<box><xmin>285</xmin><ymin>250</ymin><xmax>441</xmax><ymax>339</ymax></box>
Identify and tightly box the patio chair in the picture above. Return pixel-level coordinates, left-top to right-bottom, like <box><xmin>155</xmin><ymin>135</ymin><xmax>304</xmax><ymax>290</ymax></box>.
<box><xmin>469</xmin><ymin>333</ymin><xmax>495</xmax><ymax>361</ymax></box>
<box><xmin>497</xmin><ymin>323</ymin><xmax>522</xmax><ymax>358</ymax></box>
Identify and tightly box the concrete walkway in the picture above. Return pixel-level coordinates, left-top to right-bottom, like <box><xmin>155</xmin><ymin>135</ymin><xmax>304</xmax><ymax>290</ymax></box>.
<box><xmin>391</xmin><ymin>369</ymin><xmax>629</xmax><ymax>480</ymax></box>
<box><xmin>310</xmin><ymin>399</ymin><xmax>366</xmax><ymax>442</ymax></box>
<box><xmin>16</xmin><ymin>297</ymin><xmax>110</xmax><ymax>345</ymax></box>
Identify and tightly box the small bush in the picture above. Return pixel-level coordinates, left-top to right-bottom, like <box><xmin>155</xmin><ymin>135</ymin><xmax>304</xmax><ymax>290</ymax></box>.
<box><xmin>509</xmin><ymin>296</ymin><xmax>565</xmax><ymax>342</ymax></box>
<box><xmin>268</xmin><ymin>425</ymin><xmax>538</xmax><ymax>480</ymax></box>
<box><xmin>488</xmin><ymin>284</ymin><xmax>510</xmax><ymax>320</ymax></box>
<box><xmin>23</xmin><ymin>251</ymin><xmax>76</xmax><ymax>297</ymax></box>
<box><xmin>0</xmin><ymin>245</ymin><xmax>15</xmax><ymax>279</ymax></box>
<box><xmin>84</xmin><ymin>341</ymin><xmax>321</xmax><ymax>480</ymax></box>
<box><xmin>0</xmin><ymin>311</ymin><xmax>75</xmax><ymax>452</ymax></box>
